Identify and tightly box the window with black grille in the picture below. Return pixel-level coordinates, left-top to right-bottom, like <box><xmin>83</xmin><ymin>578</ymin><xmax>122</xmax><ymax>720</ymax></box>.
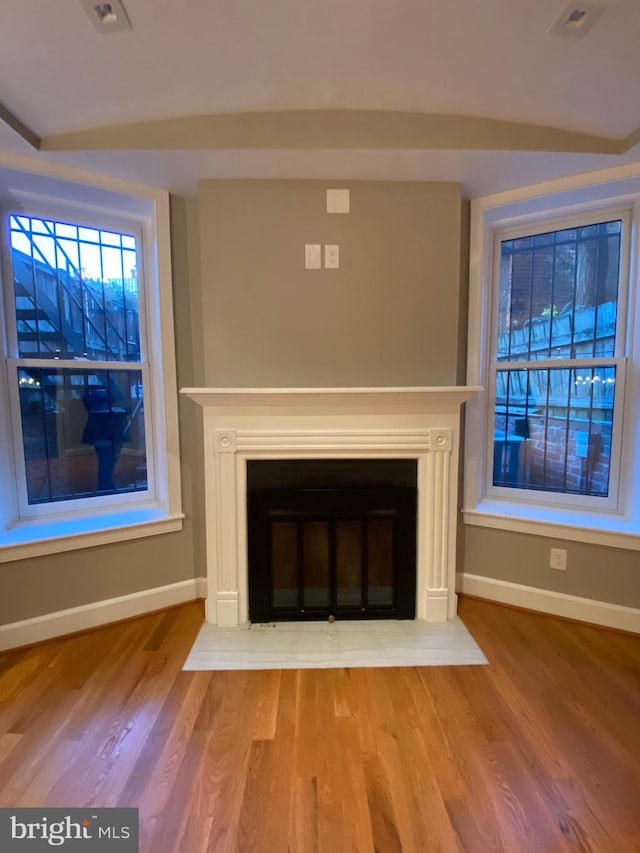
<box><xmin>4</xmin><ymin>213</ymin><xmax>148</xmax><ymax>507</ymax></box>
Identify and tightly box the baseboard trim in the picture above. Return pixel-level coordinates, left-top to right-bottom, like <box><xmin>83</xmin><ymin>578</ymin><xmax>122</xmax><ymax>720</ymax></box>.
<box><xmin>0</xmin><ymin>577</ymin><xmax>209</xmax><ymax>652</ymax></box>
<box><xmin>195</xmin><ymin>576</ymin><xmax>208</xmax><ymax>600</ymax></box>
<box><xmin>460</xmin><ymin>573</ymin><xmax>640</xmax><ymax>634</ymax></box>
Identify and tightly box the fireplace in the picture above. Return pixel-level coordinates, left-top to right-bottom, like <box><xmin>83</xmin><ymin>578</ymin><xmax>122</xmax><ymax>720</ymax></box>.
<box><xmin>181</xmin><ymin>386</ymin><xmax>480</xmax><ymax>626</ymax></box>
<box><xmin>247</xmin><ymin>460</ymin><xmax>417</xmax><ymax>621</ymax></box>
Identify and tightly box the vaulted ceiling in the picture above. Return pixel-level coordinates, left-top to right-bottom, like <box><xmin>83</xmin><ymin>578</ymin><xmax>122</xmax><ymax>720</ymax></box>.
<box><xmin>1</xmin><ymin>0</ymin><xmax>639</xmax><ymax>196</ymax></box>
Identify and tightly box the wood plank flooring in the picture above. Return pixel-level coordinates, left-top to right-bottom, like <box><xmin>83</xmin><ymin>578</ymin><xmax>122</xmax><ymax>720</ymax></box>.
<box><xmin>0</xmin><ymin>597</ymin><xmax>638</xmax><ymax>852</ymax></box>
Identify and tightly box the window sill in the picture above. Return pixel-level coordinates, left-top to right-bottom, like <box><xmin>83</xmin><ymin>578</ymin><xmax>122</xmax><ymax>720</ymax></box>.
<box><xmin>463</xmin><ymin>500</ymin><xmax>640</xmax><ymax>551</ymax></box>
<box><xmin>0</xmin><ymin>505</ymin><xmax>185</xmax><ymax>563</ymax></box>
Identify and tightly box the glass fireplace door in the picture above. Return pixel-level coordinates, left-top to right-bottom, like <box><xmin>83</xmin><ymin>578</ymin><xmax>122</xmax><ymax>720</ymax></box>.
<box><xmin>248</xmin><ymin>484</ymin><xmax>416</xmax><ymax>622</ymax></box>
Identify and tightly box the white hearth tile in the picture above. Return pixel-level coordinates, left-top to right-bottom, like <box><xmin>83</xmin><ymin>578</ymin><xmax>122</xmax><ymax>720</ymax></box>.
<box><xmin>183</xmin><ymin>617</ymin><xmax>488</xmax><ymax>671</ymax></box>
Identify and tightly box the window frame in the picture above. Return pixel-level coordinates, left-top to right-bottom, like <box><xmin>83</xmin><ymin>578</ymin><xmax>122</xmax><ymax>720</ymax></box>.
<box><xmin>0</xmin><ymin>156</ymin><xmax>183</xmax><ymax>561</ymax></box>
<box><xmin>1</xmin><ymin>206</ymin><xmax>156</xmax><ymax>519</ymax></box>
<box><xmin>485</xmin><ymin>206</ymin><xmax>630</xmax><ymax>513</ymax></box>
<box><xmin>464</xmin><ymin>166</ymin><xmax>640</xmax><ymax>550</ymax></box>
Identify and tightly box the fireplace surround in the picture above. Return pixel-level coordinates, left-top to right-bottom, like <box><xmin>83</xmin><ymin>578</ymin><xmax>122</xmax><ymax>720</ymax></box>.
<box><xmin>181</xmin><ymin>386</ymin><xmax>480</xmax><ymax>626</ymax></box>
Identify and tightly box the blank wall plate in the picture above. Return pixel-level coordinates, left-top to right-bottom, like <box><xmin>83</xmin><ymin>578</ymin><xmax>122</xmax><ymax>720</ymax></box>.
<box><xmin>326</xmin><ymin>189</ymin><xmax>350</xmax><ymax>214</ymax></box>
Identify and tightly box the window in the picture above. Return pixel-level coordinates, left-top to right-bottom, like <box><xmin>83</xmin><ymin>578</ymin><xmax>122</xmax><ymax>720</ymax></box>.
<box><xmin>490</xmin><ymin>213</ymin><xmax>627</xmax><ymax>508</ymax></box>
<box><xmin>0</xmin><ymin>161</ymin><xmax>182</xmax><ymax>559</ymax></box>
<box><xmin>464</xmin><ymin>168</ymin><xmax>640</xmax><ymax>547</ymax></box>
<box><xmin>6</xmin><ymin>214</ymin><xmax>149</xmax><ymax>512</ymax></box>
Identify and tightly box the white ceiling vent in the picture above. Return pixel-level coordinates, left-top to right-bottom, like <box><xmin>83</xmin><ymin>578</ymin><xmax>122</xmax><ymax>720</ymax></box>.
<box><xmin>80</xmin><ymin>0</ymin><xmax>132</xmax><ymax>34</ymax></box>
<box><xmin>550</xmin><ymin>2</ymin><xmax>605</xmax><ymax>38</ymax></box>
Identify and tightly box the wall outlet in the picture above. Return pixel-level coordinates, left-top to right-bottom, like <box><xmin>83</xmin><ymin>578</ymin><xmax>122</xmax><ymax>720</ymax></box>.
<box><xmin>550</xmin><ymin>547</ymin><xmax>568</xmax><ymax>570</ymax></box>
<box><xmin>324</xmin><ymin>244</ymin><xmax>339</xmax><ymax>269</ymax></box>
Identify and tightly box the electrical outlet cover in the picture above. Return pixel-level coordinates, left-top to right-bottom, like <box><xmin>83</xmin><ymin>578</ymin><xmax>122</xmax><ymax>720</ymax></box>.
<box><xmin>324</xmin><ymin>244</ymin><xmax>339</xmax><ymax>268</ymax></box>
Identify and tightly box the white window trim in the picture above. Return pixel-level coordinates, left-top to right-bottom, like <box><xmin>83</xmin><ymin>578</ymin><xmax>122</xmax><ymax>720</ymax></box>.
<box><xmin>486</xmin><ymin>205</ymin><xmax>629</xmax><ymax>514</ymax></box>
<box><xmin>0</xmin><ymin>152</ymin><xmax>184</xmax><ymax>561</ymax></box>
<box><xmin>464</xmin><ymin>163</ymin><xmax>640</xmax><ymax>550</ymax></box>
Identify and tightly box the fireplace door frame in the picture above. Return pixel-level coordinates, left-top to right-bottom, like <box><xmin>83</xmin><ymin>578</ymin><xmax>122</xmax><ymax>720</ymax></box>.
<box><xmin>248</xmin><ymin>482</ymin><xmax>417</xmax><ymax>622</ymax></box>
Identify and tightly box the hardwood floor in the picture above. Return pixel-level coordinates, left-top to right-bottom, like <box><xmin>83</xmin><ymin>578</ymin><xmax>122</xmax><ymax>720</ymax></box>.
<box><xmin>0</xmin><ymin>597</ymin><xmax>638</xmax><ymax>852</ymax></box>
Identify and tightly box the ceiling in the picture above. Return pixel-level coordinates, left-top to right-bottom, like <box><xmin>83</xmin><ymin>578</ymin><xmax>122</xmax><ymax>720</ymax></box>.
<box><xmin>1</xmin><ymin>0</ymin><xmax>639</xmax><ymax>197</ymax></box>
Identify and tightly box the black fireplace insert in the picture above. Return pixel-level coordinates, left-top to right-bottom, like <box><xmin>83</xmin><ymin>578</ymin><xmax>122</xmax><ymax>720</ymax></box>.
<box><xmin>247</xmin><ymin>460</ymin><xmax>417</xmax><ymax>622</ymax></box>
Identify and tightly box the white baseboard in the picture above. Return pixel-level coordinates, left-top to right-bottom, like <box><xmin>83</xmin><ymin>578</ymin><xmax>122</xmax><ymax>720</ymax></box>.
<box><xmin>0</xmin><ymin>577</ymin><xmax>209</xmax><ymax>652</ymax></box>
<box><xmin>461</xmin><ymin>573</ymin><xmax>640</xmax><ymax>634</ymax></box>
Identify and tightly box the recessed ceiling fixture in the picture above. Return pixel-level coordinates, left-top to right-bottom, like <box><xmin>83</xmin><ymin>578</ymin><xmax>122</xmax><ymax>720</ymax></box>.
<box><xmin>80</xmin><ymin>0</ymin><xmax>132</xmax><ymax>33</ymax></box>
<box><xmin>550</xmin><ymin>1</ymin><xmax>605</xmax><ymax>38</ymax></box>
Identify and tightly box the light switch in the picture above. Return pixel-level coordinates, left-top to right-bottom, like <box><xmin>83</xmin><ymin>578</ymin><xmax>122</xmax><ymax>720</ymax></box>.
<box><xmin>324</xmin><ymin>244</ymin><xmax>339</xmax><ymax>269</ymax></box>
<box><xmin>305</xmin><ymin>244</ymin><xmax>321</xmax><ymax>270</ymax></box>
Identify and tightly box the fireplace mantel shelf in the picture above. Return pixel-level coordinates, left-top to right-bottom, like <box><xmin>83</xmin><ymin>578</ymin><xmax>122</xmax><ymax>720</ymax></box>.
<box><xmin>181</xmin><ymin>385</ymin><xmax>482</xmax><ymax>408</ymax></box>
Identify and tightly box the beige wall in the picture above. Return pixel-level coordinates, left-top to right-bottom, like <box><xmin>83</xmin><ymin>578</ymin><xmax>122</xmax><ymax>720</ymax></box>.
<box><xmin>198</xmin><ymin>180</ymin><xmax>463</xmax><ymax>387</ymax></box>
<box><xmin>171</xmin><ymin>195</ymin><xmax>206</xmax><ymax>587</ymax></box>
<box><xmin>462</xmin><ymin>526</ymin><xmax>640</xmax><ymax>609</ymax></box>
<box><xmin>0</xmin><ymin>533</ymin><xmax>195</xmax><ymax>625</ymax></box>
<box><xmin>0</xmin><ymin>196</ymin><xmax>203</xmax><ymax>627</ymax></box>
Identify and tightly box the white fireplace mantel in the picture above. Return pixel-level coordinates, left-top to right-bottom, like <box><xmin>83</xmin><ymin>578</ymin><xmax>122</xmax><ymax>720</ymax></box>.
<box><xmin>181</xmin><ymin>386</ymin><xmax>481</xmax><ymax>626</ymax></box>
